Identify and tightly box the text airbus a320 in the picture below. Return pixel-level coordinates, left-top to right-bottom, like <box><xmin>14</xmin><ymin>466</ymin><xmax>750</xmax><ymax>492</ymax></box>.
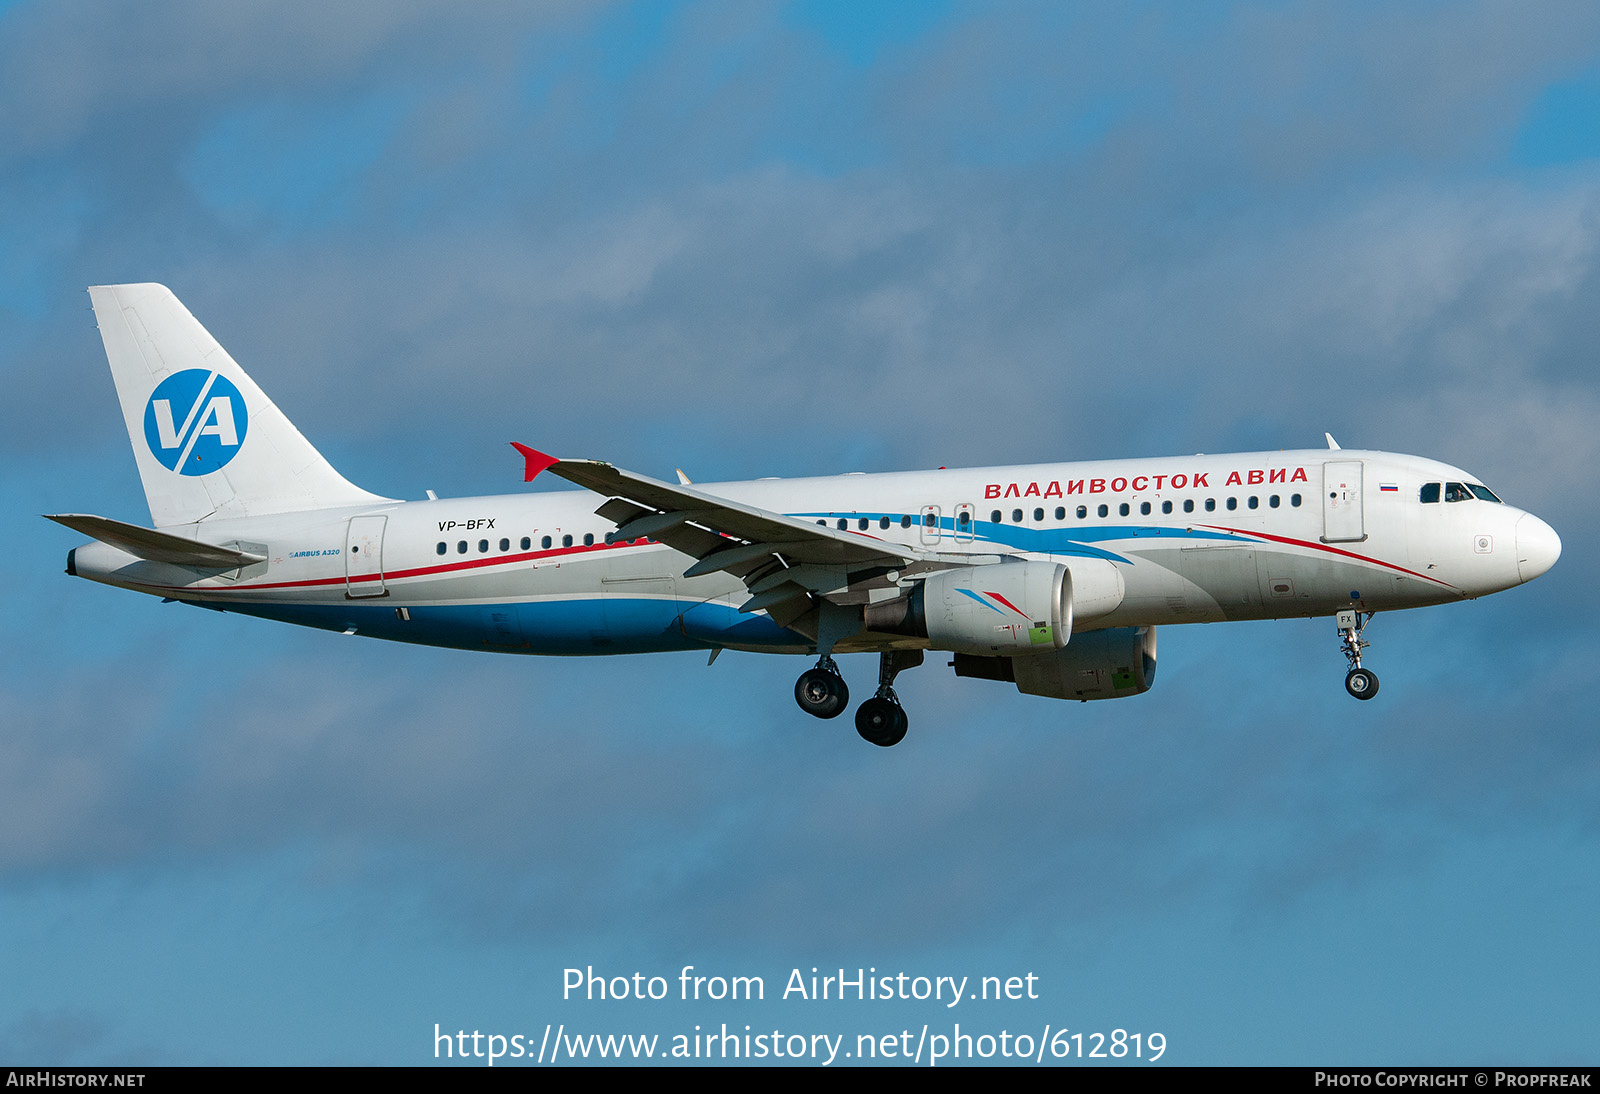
<box><xmin>52</xmin><ymin>284</ymin><xmax>1561</xmax><ymax>746</ymax></box>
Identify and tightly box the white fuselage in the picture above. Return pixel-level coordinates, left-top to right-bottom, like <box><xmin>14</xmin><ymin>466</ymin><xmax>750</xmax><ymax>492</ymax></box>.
<box><xmin>68</xmin><ymin>448</ymin><xmax>1559</xmax><ymax>658</ymax></box>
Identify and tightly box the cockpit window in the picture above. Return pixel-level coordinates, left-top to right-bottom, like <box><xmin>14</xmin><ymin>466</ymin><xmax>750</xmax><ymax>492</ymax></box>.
<box><xmin>1445</xmin><ymin>482</ymin><xmax>1472</xmax><ymax>502</ymax></box>
<box><xmin>1419</xmin><ymin>483</ymin><xmax>1440</xmax><ymax>503</ymax></box>
<box><xmin>1468</xmin><ymin>484</ymin><xmax>1501</xmax><ymax>503</ymax></box>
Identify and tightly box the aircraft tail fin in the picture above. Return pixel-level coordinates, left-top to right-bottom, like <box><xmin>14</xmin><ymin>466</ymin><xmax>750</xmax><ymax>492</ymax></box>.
<box><xmin>88</xmin><ymin>283</ymin><xmax>391</xmax><ymax>527</ymax></box>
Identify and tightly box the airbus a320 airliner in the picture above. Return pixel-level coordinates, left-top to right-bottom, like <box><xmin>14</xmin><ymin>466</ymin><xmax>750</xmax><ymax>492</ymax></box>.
<box><xmin>52</xmin><ymin>285</ymin><xmax>1561</xmax><ymax>745</ymax></box>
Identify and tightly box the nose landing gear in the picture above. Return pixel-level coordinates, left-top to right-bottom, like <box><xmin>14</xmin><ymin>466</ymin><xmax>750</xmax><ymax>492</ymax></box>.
<box><xmin>1337</xmin><ymin>609</ymin><xmax>1379</xmax><ymax>700</ymax></box>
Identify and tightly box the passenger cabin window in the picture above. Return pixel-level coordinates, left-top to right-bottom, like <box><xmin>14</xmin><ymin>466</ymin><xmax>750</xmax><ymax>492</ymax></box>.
<box><xmin>436</xmin><ymin>542</ymin><xmax>447</xmax><ymax>555</ymax></box>
<box><xmin>900</xmin><ymin>515</ymin><xmax>912</xmax><ymax>528</ymax></box>
<box><xmin>584</xmin><ymin>533</ymin><xmax>594</xmax><ymax>546</ymax></box>
<box><xmin>1055</xmin><ymin>507</ymin><xmax>1066</xmax><ymax>520</ymax></box>
<box><xmin>521</xmin><ymin>537</ymin><xmax>531</xmax><ymax>550</ymax></box>
<box><xmin>1226</xmin><ymin>497</ymin><xmax>1237</xmax><ymax>511</ymax></box>
<box><xmin>479</xmin><ymin>539</ymin><xmax>489</xmax><ymax>553</ymax></box>
<box><xmin>1012</xmin><ymin>509</ymin><xmax>1023</xmax><ymax>523</ymax></box>
<box><xmin>1420</xmin><ymin>483</ymin><xmax>1440</xmax><ymax>503</ymax></box>
<box><xmin>1248</xmin><ymin>496</ymin><xmax>1258</xmax><ymax>510</ymax></box>
<box><xmin>1098</xmin><ymin>504</ymin><xmax>1109</xmax><ymax>517</ymax></box>
<box><xmin>457</xmin><ymin>541</ymin><xmax>468</xmax><ymax>554</ymax></box>
<box><xmin>1140</xmin><ymin>501</ymin><xmax>1151</xmax><ymax>515</ymax></box>
<box><xmin>1119</xmin><ymin>502</ymin><xmax>1130</xmax><ymax>516</ymax></box>
<box><xmin>991</xmin><ymin>510</ymin><xmax>1002</xmax><ymax>523</ymax></box>
<box><xmin>1291</xmin><ymin>494</ymin><xmax>1302</xmax><ymax>507</ymax></box>
<box><xmin>1162</xmin><ymin>500</ymin><xmax>1173</xmax><ymax>514</ymax></box>
<box><xmin>957</xmin><ymin>511</ymin><xmax>971</xmax><ymax>526</ymax></box>
<box><xmin>880</xmin><ymin>517</ymin><xmax>891</xmax><ymax>529</ymax></box>
<box><xmin>837</xmin><ymin>518</ymin><xmax>848</xmax><ymax>530</ymax></box>
<box><xmin>1269</xmin><ymin>495</ymin><xmax>1280</xmax><ymax>508</ymax></box>
<box><xmin>1076</xmin><ymin>506</ymin><xmax>1087</xmax><ymax>519</ymax></box>
<box><xmin>1205</xmin><ymin>499</ymin><xmax>1216</xmax><ymax>512</ymax></box>
<box><xmin>1184</xmin><ymin>499</ymin><xmax>1194</xmax><ymax>513</ymax></box>
<box><xmin>500</xmin><ymin>538</ymin><xmax>510</xmax><ymax>552</ymax></box>
<box><xmin>562</xmin><ymin>534</ymin><xmax>573</xmax><ymax>547</ymax></box>
<box><xmin>858</xmin><ymin>517</ymin><xmax>869</xmax><ymax>530</ymax></box>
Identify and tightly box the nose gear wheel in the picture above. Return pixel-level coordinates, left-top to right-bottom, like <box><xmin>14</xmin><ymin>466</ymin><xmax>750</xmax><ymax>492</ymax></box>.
<box><xmin>1336</xmin><ymin>610</ymin><xmax>1379</xmax><ymax>701</ymax></box>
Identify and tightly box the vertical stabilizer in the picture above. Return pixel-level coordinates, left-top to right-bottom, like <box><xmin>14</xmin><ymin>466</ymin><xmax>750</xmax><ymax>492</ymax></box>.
<box><xmin>88</xmin><ymin>283</ymin><xmax>391</xmax><ymax>527</ymax></box>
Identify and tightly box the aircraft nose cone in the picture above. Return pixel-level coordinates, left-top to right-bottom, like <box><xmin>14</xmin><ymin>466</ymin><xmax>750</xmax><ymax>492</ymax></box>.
<box><xmin>1515</xmin><ymin>513</ymin><xmax>1561</xmax><ymax>584</ymax></box>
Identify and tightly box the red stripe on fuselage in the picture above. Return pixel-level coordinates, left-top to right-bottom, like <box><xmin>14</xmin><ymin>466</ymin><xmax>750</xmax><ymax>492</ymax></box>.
<box><xmin>1195</xmin><ymin>525</ymin><xmax>1457</xmax><ymax>590</ymax></box>
<box><xmin>147</xmin><ymin>537</ymin><xmax>652</xmax><ymax>594</ymax></box>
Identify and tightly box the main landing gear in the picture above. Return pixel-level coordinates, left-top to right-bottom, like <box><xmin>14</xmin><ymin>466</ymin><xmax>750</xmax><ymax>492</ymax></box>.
<box><xmin>1337</xmin><ymin>609</ymin><xmax>1379</xmax><ymax>700</ymax></box>
<box><xmin>855</xmin><ymin>650</ymin><xmax>922</xmax><ymax>748</ymax></box>
<box><xmin>793</xmin><ymin>650</ymin><xmax>923</xmax><ymax>746</ymax></box>
<box><xmin>795</xmin><ymin>656</ymin><xmax>849</xmax><ymax>719</ymax></box>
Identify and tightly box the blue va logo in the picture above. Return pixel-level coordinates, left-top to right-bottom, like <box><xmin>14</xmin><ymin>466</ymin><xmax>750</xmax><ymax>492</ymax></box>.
<box><xmin>143</xmin><ymin>369</ymin><xmax>249</xmax><ymax>476</ymax></box>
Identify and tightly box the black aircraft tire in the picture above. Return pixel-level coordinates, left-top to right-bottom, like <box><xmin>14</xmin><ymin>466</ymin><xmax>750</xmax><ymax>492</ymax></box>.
<box><xmin>1344</xmin><ymin>668</ymin><xmax>1379</xmax><ymax>700</ymax></box>
<box><xmin>795</xmin><ymin>668</ymin><xmax>848</xmax><ymax>719</ymax></box>
<box><xmin>855</xmin><ymin>697</ymin><xmax>908</xmax><ymax>747</ymax></box>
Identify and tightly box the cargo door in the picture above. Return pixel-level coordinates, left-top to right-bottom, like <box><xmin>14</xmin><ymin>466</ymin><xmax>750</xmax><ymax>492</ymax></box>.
<box><xmin>603</xmin><ymin>575</ymin><xmax>676</xmax><ymax>641</ymax></box>
<box><xmin>1179</xmin><ymin>545</ymin><xmax>1258</xmax><ymax>614</ymax></box>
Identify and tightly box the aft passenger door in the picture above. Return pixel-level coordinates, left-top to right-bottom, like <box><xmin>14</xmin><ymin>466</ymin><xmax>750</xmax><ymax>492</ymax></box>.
<box><xmin>345</xmin><ymin>515</ymin><xmax>388</xmax><ymax>598</ymax></box>
<box><xmin>1321</xmin><ymin>461</ymin><xmax>1365</xmax><ymax>543</ymax></box>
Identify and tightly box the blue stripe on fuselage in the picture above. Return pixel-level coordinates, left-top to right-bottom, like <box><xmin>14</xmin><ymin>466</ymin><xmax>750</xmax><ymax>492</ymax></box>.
<box><xmin>793</xmin><ymin>512</ymin><xmax>1251</xmax><ymax>562</ymax></box>
<box><xmin>187</xmin><ymin>597</ymin><xmax>806</xmax><ymax>655</ymax></box>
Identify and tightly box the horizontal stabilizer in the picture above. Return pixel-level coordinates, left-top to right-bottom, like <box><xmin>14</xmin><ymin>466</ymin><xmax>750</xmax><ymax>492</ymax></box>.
<box><xmin>45</xmin><ymin>513</ymin><xmax>266</xmax><ymax>568</ymax></box>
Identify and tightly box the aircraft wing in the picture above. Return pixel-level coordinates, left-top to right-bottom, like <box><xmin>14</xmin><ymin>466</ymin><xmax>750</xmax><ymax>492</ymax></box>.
<box><xmin>513</xmin><ymin>444</ymin><xmax>998</xmax><ymax>623</ymax></box>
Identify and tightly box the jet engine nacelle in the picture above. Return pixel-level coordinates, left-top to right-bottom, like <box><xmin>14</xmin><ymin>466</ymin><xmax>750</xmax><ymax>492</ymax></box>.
<box><xmin>865</xmin><ymin>560</ymin><xmax>1070</xmax><ymax>655</ymax></box>
<box><xmin>951</xmin><ymin>626</ymin><xmax>1158</xmax><ymax>701</ymax></box>
<box><xmin>922</xmin><ymin>560</ymin><xmax>1071</xmax><ymax>655</ymax></box>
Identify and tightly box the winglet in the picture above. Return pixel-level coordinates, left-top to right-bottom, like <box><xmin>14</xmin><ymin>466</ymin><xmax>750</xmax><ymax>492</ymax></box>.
<box><xmin>1325</xmin><ymin>432</ymin><xmax>1342</xmax><ymax>450</ymax></box>
<box><xmin>511</xmin><ymin>442</ymin><xmax>560</xmax><ymax>482</ymax></box>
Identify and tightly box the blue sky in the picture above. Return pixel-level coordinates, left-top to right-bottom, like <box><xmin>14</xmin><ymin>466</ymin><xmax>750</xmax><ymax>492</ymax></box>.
<box><xmin>3</xmin><ymin>0</ymin><xmax>1599</xmax><ymax>1066</ymax></box>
